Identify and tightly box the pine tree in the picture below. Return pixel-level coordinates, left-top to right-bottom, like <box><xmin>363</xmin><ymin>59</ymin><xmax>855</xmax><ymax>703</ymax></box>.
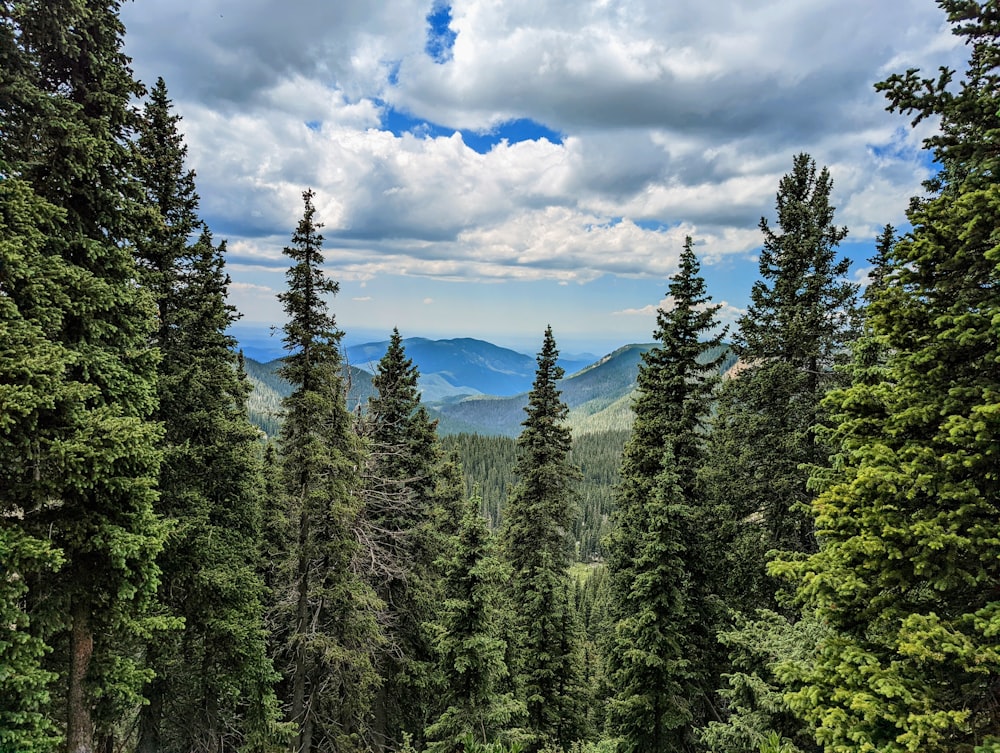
<box><xmin>272</xmin><ymin>189</ymin><xmax>381</xmax><ymax>753</ymax></box>
<box><xmin>501</xmin><ymin>326</ymin><xmax>586</xmax><ymax>751</ymax></box>
<box><xmin>705</xmin><ymin>153</ymin><xmax>857</xmax><ymax>608</ymax></box>
<box><xmin>130</xmin><ymin>78</ymin><xmax>281</xmax><ymax>753</ymax></box>
<box><xmin>3</xmin><ymin>3</ymin><xmax>166</xmax><ymax>750</ymax></box>
<box><xmin>606</xmin><ymin>238</ymin><xmax>727</xmax><ymax>753</ymax></box>
<box><xmin>424</xmin><ymin>491</ymin><xmax>522</xmax><ymax>753</ymax></box>
<box><xmin>608</xmin><ymin>450</ymin><xmax>698</xmax><ymax>753</ymax></box>
<box><xmin>0</xmin><ymin>170</ymin><xmax>68</xmax><ymax>753</ymax></box>
<box><xmin>362</xmin><ymin>328</ymin><xmax>448</xmax><ymax>749</ymax></box>
<box><xmin>774</xmin><ymin>5</ymin><xmax>1000</xmax><ymax>751</ymax></box>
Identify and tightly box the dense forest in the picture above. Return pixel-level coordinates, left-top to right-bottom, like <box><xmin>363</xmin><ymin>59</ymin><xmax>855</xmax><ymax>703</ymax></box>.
<box><xmin>1</xmin><ymin>2</ymin><xmax>998</xmax><ymax>753</ymax></box>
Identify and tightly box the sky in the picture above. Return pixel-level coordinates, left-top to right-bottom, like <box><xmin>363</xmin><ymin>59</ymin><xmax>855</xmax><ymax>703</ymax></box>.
<box><xmin>119</xmin><ymin>0</ymin><xmax>964</xmax><ymax>358</ymax></box>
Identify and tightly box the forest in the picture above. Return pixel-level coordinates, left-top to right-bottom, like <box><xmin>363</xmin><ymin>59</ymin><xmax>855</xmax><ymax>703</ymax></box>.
<box><xmin>1</xmin><ymin>2</ymin><xmax>998</xmax><ymax>753</ymax></box>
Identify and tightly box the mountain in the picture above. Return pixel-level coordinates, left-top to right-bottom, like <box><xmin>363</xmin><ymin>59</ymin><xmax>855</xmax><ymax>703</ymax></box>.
<box><xmin>345</xmin><ymin>337</ymin><xmax>591</xmax><ymax>398</ymax></box>
<box><xmin>432</xmin><ymin>342</ymin><xmax>736</xmax><ymax>437</ymax></box>
<box><xmin>431</xmin><ymin>343</ymin><xmax>653</xmax><ymax>436</ymax></box>
<box><xmin>242</xmin><ymin>340</ymin><xmax>736</xmax><ymax>438</ymax></box>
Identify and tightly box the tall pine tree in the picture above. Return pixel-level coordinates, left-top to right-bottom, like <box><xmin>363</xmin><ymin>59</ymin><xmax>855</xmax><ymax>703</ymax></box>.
<box><xmin>606</xmin><ymin>237</ymin><xmax>727</xmax><ymax>753</ymax></box>
<box><xmin>775</xmin><ymin>4</ymin><xmax>1000</xmax><ymax>751</ymax></box>
<box><xmin>362</xmin><ymin>328</ymin><xmax>448</xmax><ymax>750</ymax></box>
<box><xmin>271</xmin><ymin>189</ymin><xmax>381</xmax><ymax>753</ymax></box>
<box><xmin>501</xmin><ymin>326</ymin><xmax>587</xmax><ymax>751</ymax></box>
<box><xmin>132</xmin><ymin>78</ymin><xmax>281</xmax><ymax>753</ymax></box>
<box><xmin>2</xmin><ymin>3</ymin><xmax>166</xmax><ymax>750</ymax></box>
<box><xmin>704</xmin><ymin>153</ymin><xmax>857</xmax><ymax>609</ymax></box>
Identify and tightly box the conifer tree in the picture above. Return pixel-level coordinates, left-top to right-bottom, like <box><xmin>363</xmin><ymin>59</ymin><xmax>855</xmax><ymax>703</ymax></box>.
<box><xmin>0</xmin><ymin>171</ymin><xmax>69</xmax><ymax>753</ymax></box>
<box><xmin>425</xmin><ymin>491</ymin><xmax>522</xmax><ymax>753</ymax></box>
<box><xmin>501</xmin><ymin>326</ymin><xmax>586</xmax><ymax>751</ymax></box>
<box><xmin>130</xmin><ymin>78</ymin><xmax>281</xmax><ymax>753</ymax></box>
<box><xmin>606</xmin><ymin>239</ymin><xmax>727</xmax><ymax>752</ymax></box>
<box><xmin>775</xmin><ymin>5</ymin><xmax>1000</xmax><ymax>751</ymax></box>
<box><xmin>2</xmin><ymin>3</ymin><xmax>166</xmax><ymax>750</ymax></box>
<box><xmin>704</xmin><ymin>153</ymin><xmax>857</xmax><ymax>609</ymax></box>
<box><xmin>363</xmin><ymin>328</ymin><xmax>448</xmax><ymax>749</ymax></box>
<box><xmin>272</xmin><ymin>189</ymin><xmax>381</xmax><ymax>753</ymax></box>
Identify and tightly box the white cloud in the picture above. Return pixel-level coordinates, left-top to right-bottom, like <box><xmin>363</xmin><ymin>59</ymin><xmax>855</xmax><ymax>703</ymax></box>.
<box><xmin>119</xmin><ymin>0</ymin><xmax>966</xmax><ymax>296</ymax></box>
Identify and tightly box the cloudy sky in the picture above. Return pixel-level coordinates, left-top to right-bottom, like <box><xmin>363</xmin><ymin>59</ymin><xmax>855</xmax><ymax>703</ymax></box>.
<box><xmin>120</xmin><ymin>0</ymin><xmax>962</xmax><ymax>357</ymax></box>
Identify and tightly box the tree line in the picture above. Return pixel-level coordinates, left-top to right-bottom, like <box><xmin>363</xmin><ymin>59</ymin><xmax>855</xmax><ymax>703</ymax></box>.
<box><xmin>2</xmin><ymin>2</ymin><xmax>998</xmax><ymax>753</ymax></box>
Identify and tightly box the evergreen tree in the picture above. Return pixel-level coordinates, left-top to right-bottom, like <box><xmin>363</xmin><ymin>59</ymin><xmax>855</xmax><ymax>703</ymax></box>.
<box><xmin>605</xmin><ymin>238</ymin><xmax>727</xmax><ymax>753</ymax></box>
<box><xmin>696</xmin><ymin>611</ymin><xmax>825</xmax><ymax>753</ymax></box>
<box><xmin>704</xmin><ymin>153</ymin><xmax>857</xmax><ymax>609</ymax></box>
<box><xmin>501</xmin><ymin>326</ymin><xmax>587</xmax><ymax>751</ymax></box>
<box><xmin>0</xmin><ymin>171</ymin><xmax>69</xmax><ymax>753</ymax></box>
<box><xmin>362</xmin><ymin>328</ymin><xmax>447</xmax><ymax>749</ymax></box>
<box><xmin>607</xmin><ymin>450</ymin><xmax>699</xmax><ymax>753</ymax></box>
<box><xmin>131</xmin><ymin>77</ymin><xmax>281</xmax><ymax>753</ymax></box>
<box><xmin>2</xmin><ymin>3</ymin><xmax>166</xmax><ymax>750</ymax></box>
<box><xmin>424</xmin><ymin>491</ymin><xmax>522</xmax><ymax>753</ymax></box>
<box><xmin>272</xmin><ymin>189</ymin><xmax>381</xmax><ymax>753</ymax></box>
<box><xmin>775</xmin><ymin>5</ymin><xmax>1000</xmax><ymax>751</ymax></box>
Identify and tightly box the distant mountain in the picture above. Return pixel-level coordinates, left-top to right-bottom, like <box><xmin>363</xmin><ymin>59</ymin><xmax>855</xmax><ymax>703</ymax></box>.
<box><xmin>431</xmin><ymin>343</ymin><xmax>653</xmax><ymax>437</ymax></box>
<box><xmin>242</xmin><ymin>340</ymin><xmax>736</xmax><ymax>438</ymax></box>
<box><xmin>345</xmin><ymin>336</ymin><xmax>591</xmax><ymax>398</ymax></box>
<box><xmin>431</xmin><ymin>342</ymin><xmax>737</xmax><ymax>437</ymax></box>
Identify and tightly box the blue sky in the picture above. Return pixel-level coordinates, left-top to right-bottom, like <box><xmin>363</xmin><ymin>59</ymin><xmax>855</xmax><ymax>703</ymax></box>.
<box><xmin>119</xmin><ymin>0</ymin><xmax>961</xmax><ymax>357</ymax></box>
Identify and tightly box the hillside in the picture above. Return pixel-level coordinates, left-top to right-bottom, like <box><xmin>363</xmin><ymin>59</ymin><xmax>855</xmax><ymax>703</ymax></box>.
<box><xmin>244</xmin><ymin>357</ymin><xmax>377</xmax><ymax>438</ymax></box>
<box><xmin>432</xmin><ymin>342</ymin><xmax>736</xmax><ymax>436</ymax></box>
<box><xmin>243</xmin><ymin>340</ymin><xmax>736</xmax><ymax>438</ymax></box>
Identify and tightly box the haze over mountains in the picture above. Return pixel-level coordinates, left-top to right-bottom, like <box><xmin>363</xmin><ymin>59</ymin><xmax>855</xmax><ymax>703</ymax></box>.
<box><xmin>243</xmin><ymin>336</ymin><xmax>736</xmax><ymax>437</ymax></box>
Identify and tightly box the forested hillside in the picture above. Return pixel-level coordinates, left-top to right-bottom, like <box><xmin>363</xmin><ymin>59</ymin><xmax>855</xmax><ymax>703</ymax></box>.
<box><xmin>2</xmin><ymin>3</ymin><xmax>997</xmax><ymax>753</ymax></box>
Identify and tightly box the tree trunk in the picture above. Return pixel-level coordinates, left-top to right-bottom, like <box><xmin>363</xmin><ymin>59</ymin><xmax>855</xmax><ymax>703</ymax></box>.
<box><xmin>291</xmin><ymin>485</ymin><xmax>310</xmax><ymax>753</ymax></box>
<box><xmin>67</xmin><ymin>601</ymin><xmax>95</xmax><ymax>753</ymax></box>
<box><xmin>136</xmin><ymin>676</ymin><xmax>164</xmax><ymax>753</ymax></box>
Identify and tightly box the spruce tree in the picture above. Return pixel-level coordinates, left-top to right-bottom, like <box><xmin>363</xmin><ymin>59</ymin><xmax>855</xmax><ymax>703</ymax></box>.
<box><xmin>605</xmin><ymin>238</ymin><xmax>727</xmax><ymax>753</ymax></box>
<box><xmin>3</xmin><ymin>3</ymin><xmax>166</xmax><ymax>750</ymax></box>
<box><xmin>131</xmin><ymin>78</ymin><xmax>281</xmax><ymax>753</ymax></box>
<box><xmin>424</xmin><ymin>491</ymin><xmax>522</xmax><ymax>753</ymax></box>
<box><xmin>0</xmin><ymin>171</ymin><xmax>69</xmax><ymax>753</ymax></box>
<box><xmin>362</xmin><ymin>328</ymin><xmax>447</xmax><ymax>750</ymax></box>
<box><xmin>501</xmin><ymin>326</ymin><xmax>586</xmax><ymax>751</ymax></box>
<box><xmin>775</xmin><ymin>5</ymin><xmax>1000</xmax><ymax>751</ymax></box>
<box><xmin>704</xmin><ymin>153</ymin><xmax>857</xmax><ymax>609</ymax></box>
<box><xmin>272</xmin><ymin>189</ymin><xmax>381</xmax><ymax>753</ymax></box>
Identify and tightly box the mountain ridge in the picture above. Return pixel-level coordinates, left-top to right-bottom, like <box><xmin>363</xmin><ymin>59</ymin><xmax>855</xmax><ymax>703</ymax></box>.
<box><xmin>243</xmin><ymin>336</ymin><xmax>736</xmax><ymax>438</ymax></box>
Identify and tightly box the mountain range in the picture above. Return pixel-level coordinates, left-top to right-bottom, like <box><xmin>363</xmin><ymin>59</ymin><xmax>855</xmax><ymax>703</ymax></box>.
<box><xmin>243</xmin><ymin>336</ymin><xmax>736</xmax><ymax>438</ymax></box>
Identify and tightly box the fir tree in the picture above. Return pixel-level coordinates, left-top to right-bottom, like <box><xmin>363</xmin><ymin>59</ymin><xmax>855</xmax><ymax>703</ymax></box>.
<box><xmin>606</xmin><ymin>238</ymin><xmax>727</xmax><ymax>753</ymax></box>
<box><xmin>775</xmin><ymin>5</ymin><xmax>1000</xmax><ymax>751</ymax></box>
<box><xmin>501</xmin><ymin>326</ymin><xmax>587</xmax><ymax>751</ymax></box>
<box><xmin>705</xmin><ymin>153</ymin><xmax>857</xmax><ymax>607</ymax></box>
<box><xmin>362</xmin><ymin>328</ymin><xmax>447</xmax><ymax>749</ymax></box>
<box><xmin>0</xmin><ymin>171</ymin><xmax>68</xmax><ymax>753</ymax></box>
<box><xmin>3</xmin><ymin>3</ymin><xmax>166</xmax><ymax>750</ymax></box>
<box><xmin>272</xmin><ymin>189</ymin><xmax>381</xmax><ymax>753</ymax></box>
<box><xmin>129</xmin><ymin>77</ymin><xmax>281</xmax><ymax>753</ymax></box>
<box><xmin>425</xmin><ymin>491</ymin><xmax>522</xmax><ymax>753</ymax></box>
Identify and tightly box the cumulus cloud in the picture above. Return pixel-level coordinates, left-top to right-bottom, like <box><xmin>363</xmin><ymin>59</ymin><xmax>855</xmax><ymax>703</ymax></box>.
<box><xmin>119</xmin><ymin>0</ymin><xmax>965</xmax><ymax>291</ymax></box>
